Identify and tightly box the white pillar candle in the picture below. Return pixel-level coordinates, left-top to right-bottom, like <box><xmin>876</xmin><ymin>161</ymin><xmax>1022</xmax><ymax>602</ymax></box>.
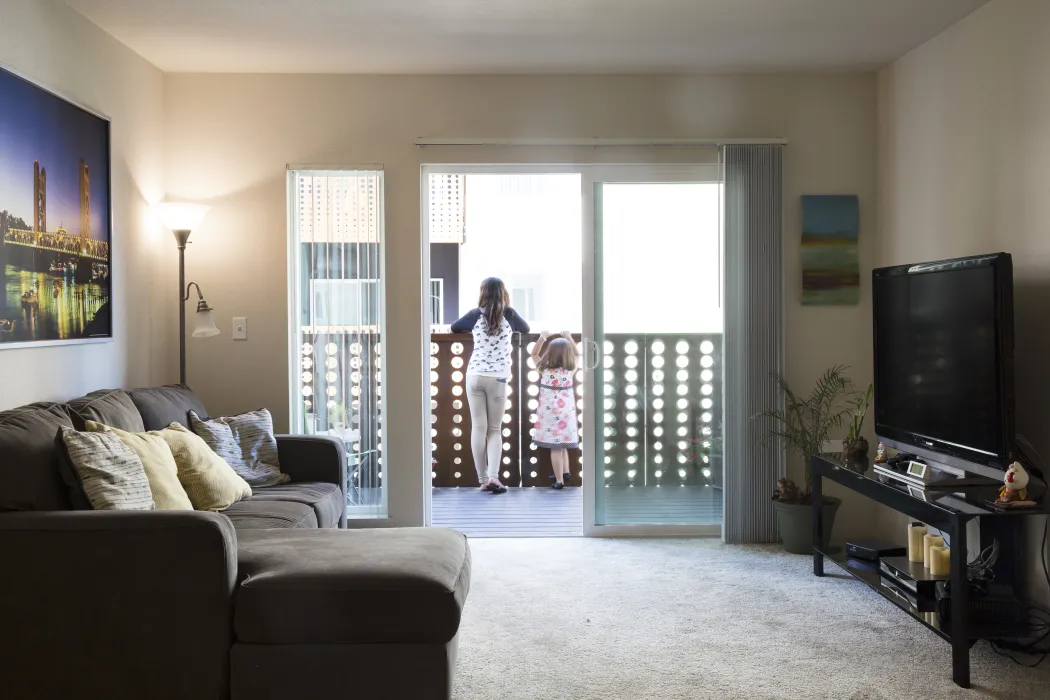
<box><xmin>930</xmin><ymin>546</ymin><xmax>951</xmax><ymax>576</ymax></box>
<box><xmin>924</xmin><ymin>534</ymin><xmax>944</xmax><ymax>569</ymax></box>
<box><xmin>908</xmin><ymin>522</ymin><xmax>927</xmax><ymax>563</ymax></box>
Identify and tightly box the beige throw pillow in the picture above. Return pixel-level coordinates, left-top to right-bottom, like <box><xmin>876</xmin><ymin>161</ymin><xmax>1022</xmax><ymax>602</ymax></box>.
<box><xmin>85</xmin><ymin>420</ymin><xmax>193</xmax><ymax>511</ymax></box>
<box><xmin>158</xmin><ymin>422</ymin><xmax>252</xmax><ymax>511</ymax></box>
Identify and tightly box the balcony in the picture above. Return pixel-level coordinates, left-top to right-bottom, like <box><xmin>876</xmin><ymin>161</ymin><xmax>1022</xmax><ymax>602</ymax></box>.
<box><xmin>429</xmin><ymin>332</ymin><xmax>723</xmax><ymax>536</ymax></box>
<box><xmin>294</xmin><ymin>330</ymin><xmax>723</xmax><ymax>533</ymax></box>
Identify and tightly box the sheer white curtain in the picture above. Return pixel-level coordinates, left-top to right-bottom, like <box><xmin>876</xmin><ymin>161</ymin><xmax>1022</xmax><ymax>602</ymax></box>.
<box><xmin>288</xmin><ymin>169</ymin><xmax>386</xmax><ymax>517</ymax></box>
<box><xmin>722</xmin><ymin>145</ymin><xmax>785</xmax><ymax>543</ymax></box>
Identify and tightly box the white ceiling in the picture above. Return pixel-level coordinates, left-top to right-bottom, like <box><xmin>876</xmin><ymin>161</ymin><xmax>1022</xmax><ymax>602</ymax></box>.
<box><xmin>65</xmin><ymin>0</ymin><xmax>989</xmax><ymax>74</ymax></box>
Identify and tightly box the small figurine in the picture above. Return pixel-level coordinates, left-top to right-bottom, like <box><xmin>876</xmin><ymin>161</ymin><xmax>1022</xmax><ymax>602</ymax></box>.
<box><xmin>996</xmin><ymin>462</ymin><xmax>1030</xmax><ymax>503</ymax></box>
<box><xmin>875</xmin><ymin>441</ymin><xmax>887</xmax><ymax>464</ymax></box>
<box><xmin>773</xmin><ymin>477</ymin><xmax>801</xmax><ymax>504</ymax></box>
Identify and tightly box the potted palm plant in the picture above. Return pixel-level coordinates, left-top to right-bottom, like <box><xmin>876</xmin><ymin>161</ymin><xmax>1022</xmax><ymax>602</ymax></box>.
<box><xmin>756</xmin><ymin>366</ymin><xmax>865</xmax><ymax>554</ymax></box>
<box><xmin>842</xmin><ymin>383</ymin><xmax>874</xmax><ymax>473</ymax></box>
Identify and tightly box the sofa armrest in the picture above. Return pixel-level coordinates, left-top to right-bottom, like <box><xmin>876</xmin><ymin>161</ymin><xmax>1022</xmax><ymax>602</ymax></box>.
<box><xmin>0</xmin><ymin>510</ymin><xmax>237</xmax><ymax>699</ymax></box>
<box><xmin>276</xmin><ymin>434</ymin><xmax>347</xmax><ymax>489</ymax></box>
<box><xmin>276</xmin><ymin>435</ymin><xmax>348</xmax><ymax>528</ymax></box>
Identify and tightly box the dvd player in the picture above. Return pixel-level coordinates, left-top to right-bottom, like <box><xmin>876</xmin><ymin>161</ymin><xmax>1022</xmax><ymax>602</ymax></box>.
<box><xmin>873</xmin><ymin>462</ymin><xmax>960</xmax><ymax>490</ymax></box>
<box><xmin>880</xmin><ymin>556</ymin><xmax>948</xmax><ymax>599</ymax></box>
<box><xmin>845</xmin><ymin>540</ymin><xmax>907</xmax><ymax>561</ymax></box>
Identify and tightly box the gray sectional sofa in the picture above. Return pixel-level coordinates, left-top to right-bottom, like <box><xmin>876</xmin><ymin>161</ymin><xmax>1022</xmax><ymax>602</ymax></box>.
<box><xmin>0</xmin><ymin>384</ymin><xmax>471</xmax><ymax>700</ymax></box>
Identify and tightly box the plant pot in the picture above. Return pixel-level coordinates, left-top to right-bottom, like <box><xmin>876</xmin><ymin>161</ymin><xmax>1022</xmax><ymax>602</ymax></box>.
<box><xmin>773</xmin><ymin>497</ymin><xmax>841</xmax><ymax>555</ymax></box>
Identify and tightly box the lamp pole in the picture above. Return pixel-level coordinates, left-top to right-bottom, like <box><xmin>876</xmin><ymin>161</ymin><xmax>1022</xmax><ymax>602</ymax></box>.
<box><xmin>175</xmin><ymin>229</ymin><xmax>192</xmax><ymax>385</ymax></box>
<box><xmin>158</xmin><ymin>202</ymin><xmax>215</xmax><ymax>385</ymax></box>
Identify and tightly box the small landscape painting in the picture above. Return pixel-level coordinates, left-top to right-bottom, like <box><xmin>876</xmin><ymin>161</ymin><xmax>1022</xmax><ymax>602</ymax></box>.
<box><xmin>801</xmin><ymin>194</ymin><xmax>859</xmax><ymax>306</ymax></box>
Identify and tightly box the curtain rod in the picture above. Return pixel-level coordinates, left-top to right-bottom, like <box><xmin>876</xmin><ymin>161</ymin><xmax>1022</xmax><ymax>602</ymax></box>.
<box><xmin>414</xmin><ymin>137</ymin><xmax>787</xmax><ymax>147</ymax></box>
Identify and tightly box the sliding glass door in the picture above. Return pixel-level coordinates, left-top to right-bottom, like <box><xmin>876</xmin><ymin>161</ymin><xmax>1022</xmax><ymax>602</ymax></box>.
<box><xmin>582</xmin><ymin>166</ymin><xmax>724</xmax><ymax>535</ymax></box>
<box><xmin>418</xmin><ymin>163</ymin><xmax>723</xmax><ymax>536</ymax></box>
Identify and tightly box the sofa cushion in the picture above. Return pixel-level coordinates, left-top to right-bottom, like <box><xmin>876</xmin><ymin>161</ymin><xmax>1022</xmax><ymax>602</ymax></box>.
<box><xmin>0</xmin><ymin>403</ymin><xmax>75</xmax><ymax>511</ymax></box>
<box><xmin>234</xmin><ymin>528</ymin><xmax>471</xmax><ymax>645</ymax></box>
<box><xmin>65</xmin><ymin>389</ymin><xmax>145</xmax><ymax>433</ymax></box>
<box><xmin>248</xmin><ymin>482</ymin><xmax>343</xmax><ymax>529</ymax></box>
<box><xmin>222</xmin><ymin>500</ymin><xmax>318</xmax><ymax>530</ymax></box>
<box><xmin>53</xmin><ymin>430</ymin><xmax>93</xmax><ymax>510</ymax></box>
<box><xmin>128</xmin><ymin>384</ymin><xmax>207</xmax><ymax>431</ymax></box>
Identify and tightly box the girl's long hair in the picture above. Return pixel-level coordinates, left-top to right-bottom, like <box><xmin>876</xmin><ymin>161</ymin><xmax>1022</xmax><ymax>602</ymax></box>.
<box><xmin>478</xmin><ymin>277</ymin><xmax>509</xmax><ymax>335</ymax></box>
<box><xmin>539</xmin><ymin>338</ymin><xmax>577</xmax><ymax>372</ymax></box>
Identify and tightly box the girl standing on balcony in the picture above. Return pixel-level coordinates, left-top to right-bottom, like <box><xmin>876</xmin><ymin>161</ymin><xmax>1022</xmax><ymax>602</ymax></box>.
<box><xmin>451</xmin><ymin>277</ymin><xmax>530</xmax><ymax>493</ymax></box>
<box><xmin>530</xmin><ymin>331</ymin><xmax>579</xmax><ymax>489</ymax></box>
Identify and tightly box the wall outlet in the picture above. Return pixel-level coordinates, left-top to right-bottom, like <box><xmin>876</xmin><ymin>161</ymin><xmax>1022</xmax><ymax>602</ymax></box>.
<box><xmin>233</xmin><ymin>317</ymin><xmax>247</xmax><ymax>340</ymax></box>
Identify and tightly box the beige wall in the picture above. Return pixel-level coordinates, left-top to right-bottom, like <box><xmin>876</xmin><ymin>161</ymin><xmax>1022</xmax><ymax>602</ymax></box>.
<box><xmin>164</xmin><ymin>72</ymin><xmax>879</xmax><ymax>528</ymax></box>
<box><xmin>0</xmin><ymin>0</ymin><xmax>172</xmax><ymax>409</ymax></box>
<box><xmin>878</xmin><ymin>0</ymin><xmax>1050</xmax><ymax>603</ymax></box>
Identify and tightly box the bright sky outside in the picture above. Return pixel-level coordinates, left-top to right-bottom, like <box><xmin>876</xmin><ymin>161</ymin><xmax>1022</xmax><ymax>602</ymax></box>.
<box><xmin>456</xmin><ymin>174</ymin><xmax>722</xmax><ymax>334</ymax></box>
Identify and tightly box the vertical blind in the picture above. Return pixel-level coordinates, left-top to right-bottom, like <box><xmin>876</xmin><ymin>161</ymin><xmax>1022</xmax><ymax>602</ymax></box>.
<box><xmin>290</xmin><ymin>169</ymin><xmax>386</xmax><ymax>518</ymax></box>
<box><xmin>722</xmin><ymin>145</ymin><xmax>785</xmax><ymax>543</ymax></box>
<box><xmin>428</xmin><ymin>174</ymin><xmax>466</xmax><ymax>244</ymax></box>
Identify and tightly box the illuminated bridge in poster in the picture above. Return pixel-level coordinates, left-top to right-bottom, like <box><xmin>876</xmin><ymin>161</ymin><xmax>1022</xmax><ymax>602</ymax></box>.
<box><xmin>3</xmin><ymin>228</ymin><xmax>109</xmax><ymax>263</ymax></box>
<box><xmin>1</xmin><ymin>158</ymin><xmax>109</xmax><ymax>282</ymax></box>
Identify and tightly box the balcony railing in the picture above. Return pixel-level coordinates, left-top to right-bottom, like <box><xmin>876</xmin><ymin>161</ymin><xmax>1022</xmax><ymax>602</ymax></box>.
<box><xmin>293</xmin><ymin>330</ymin><xmax>723</xmax><ymax>503</ymax></box>
<box><xmin>296</xmin><ymin>331</ymin><xmax>383</xmax><ymax>502</ymax></box>
<box><xmin>430</xmin><ymin>333</ymin><xmax>723</xmax><ymax>490</ymax></box>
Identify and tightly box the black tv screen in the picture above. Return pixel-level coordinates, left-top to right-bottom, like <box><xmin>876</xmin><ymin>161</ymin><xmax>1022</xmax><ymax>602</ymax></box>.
<box><xmin>872</xmin><ymin>253</ymin><xmax>1014</xmax><ymax>471</ymax></box>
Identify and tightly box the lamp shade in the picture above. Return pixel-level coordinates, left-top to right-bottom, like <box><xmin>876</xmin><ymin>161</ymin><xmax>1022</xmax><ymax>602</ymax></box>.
<box><xmin>192</xmin><ymin>309</ymin><xmax>220</xmax><ymax>338</ymax></box>
<box><xmin>157</xmin><ymin>202</ymin><xmax>211</xmax><ymax>232</ymax></box>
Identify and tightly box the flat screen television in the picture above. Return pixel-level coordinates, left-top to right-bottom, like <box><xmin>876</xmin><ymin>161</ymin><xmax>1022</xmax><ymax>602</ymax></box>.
<box><xmin>872</xmin><ymin>253</ymin><xmax>1014</xmax><ymax>475</ymax></box>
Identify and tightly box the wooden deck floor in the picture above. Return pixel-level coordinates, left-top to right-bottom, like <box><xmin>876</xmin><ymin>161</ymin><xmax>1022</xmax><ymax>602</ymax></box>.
<box><xmin>431</xmin><ymin>485</ymin><xmax>722</xmax><ymax>537</ymax></box>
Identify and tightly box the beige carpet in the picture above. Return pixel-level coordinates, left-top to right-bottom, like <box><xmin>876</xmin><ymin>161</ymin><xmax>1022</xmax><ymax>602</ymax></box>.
<box><xmin>454</xmin><ymin>538</ymin><xmax>1049</xmax><ymax>700</ymax></box>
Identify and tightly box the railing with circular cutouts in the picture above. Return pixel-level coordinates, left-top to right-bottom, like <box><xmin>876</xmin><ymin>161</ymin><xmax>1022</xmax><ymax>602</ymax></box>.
<box><xmin>599</xmin><ymin>335</ymin><xmax>722</xmax><ymax>491</ymax></box>
<box><xmin>297</xmin><ymin>332</ymin><xmax>383</xmax><ymax>498</ymax></box>
<box><xmin>430</xmin><ymin>335</ymin><xmax>522</xmax><ymax>487</ymax></box>
<box><xmin>429</xmin><ymin>332</ymin><xmax>721</xmax><ymax>490</ymax></box>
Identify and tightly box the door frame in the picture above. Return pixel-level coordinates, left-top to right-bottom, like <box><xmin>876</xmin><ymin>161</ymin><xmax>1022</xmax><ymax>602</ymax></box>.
<box><xmin>420</xmin><ymin>163</ymin><xmax>723</xmax><ymax>537</ymax></box>
<box><xmin>287</xmin><ymin>167</ymin><xmax>390</xmax><ymax>522</ymax></box>
<box><xmin>421</xmin><ymin>164</ymin><xmax>584</xmax><ymax>529</ymax></box>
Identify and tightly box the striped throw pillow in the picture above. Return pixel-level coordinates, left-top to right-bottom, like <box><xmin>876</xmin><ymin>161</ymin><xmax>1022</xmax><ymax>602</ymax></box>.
<box><xmin>189</xmin><ymin>409</ymin><xmax>289</xmax><ymax>488</ymax></box>
<box><xmin>59</xmin><ymin>428</ymin><xmax>155</xmax><ymax>510</ymax></box>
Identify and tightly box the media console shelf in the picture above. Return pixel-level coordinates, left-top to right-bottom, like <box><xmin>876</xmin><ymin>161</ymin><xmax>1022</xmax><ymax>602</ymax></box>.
<box><xmin>811</xmin><ymin>455</ymin><xmax>1049</xmax><ymax>688</ymax></box>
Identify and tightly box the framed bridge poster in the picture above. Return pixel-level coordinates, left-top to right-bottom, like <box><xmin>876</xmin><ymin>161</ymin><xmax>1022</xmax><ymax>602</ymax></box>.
<box><xmin>0</xmin><ymin>64</ymin><xmax>112</xmax><ymax>349</ymax></box>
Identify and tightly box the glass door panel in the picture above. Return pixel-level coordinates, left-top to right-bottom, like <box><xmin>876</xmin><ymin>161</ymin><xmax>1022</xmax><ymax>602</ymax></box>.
<box><xmin>589</xmin><ymin>174</ymin><xmax>723</xmax><ymax>528</ymax></box>
<box><xmin>288</xmin><ymin>169</ymin><xmax>386</xmax><ymax>519</ymax></box>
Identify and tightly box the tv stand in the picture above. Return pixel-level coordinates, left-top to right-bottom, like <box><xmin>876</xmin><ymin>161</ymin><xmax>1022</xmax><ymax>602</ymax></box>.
<box><xmin>811</xmin><ymin>455</ymin><xmax>1049</xmax><ymax>688</ymax></box>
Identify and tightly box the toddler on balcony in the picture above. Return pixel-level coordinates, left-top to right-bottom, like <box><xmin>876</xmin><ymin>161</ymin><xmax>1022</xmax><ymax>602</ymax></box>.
<box><xmin>530</xmin><ymin>331</ymin><xmax>580</xmax><ymax>489</ymax></box>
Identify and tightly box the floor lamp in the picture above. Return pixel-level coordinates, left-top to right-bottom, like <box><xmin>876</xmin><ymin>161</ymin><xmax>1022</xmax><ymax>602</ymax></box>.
<box><xmin>157</xmin><ymin>203</ymin><xmax>219</xmax><ymax>385</ymax></box>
